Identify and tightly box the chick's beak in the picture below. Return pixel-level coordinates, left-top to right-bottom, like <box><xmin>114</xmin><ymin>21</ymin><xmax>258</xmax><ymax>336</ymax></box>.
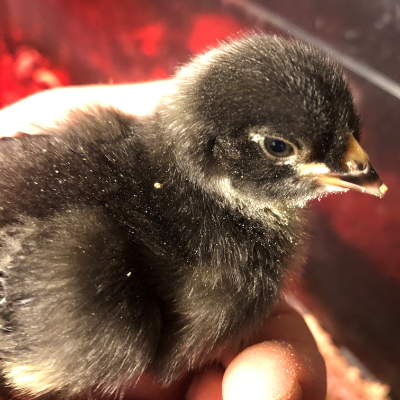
<box><xmin>316</xmin><ymin>135</ymin><xmax>388</xmax><ymax>198</ymax></box>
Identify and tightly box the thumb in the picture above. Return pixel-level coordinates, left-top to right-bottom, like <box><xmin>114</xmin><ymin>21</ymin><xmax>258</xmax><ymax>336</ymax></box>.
<box><xmin>222</xmin><ymin>341</ymin><xmax>303</xmax><ymax>400</ymax></box>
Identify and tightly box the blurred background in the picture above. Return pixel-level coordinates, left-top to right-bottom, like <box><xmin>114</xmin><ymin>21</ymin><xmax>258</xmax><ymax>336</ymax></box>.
<box><xmin>0</xmin><ymin>0</ymin><xmax>399</xmax><ymax>399</ymax></box>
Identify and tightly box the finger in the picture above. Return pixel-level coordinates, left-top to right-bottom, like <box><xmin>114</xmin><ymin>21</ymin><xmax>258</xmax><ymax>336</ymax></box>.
<box><xmin>186</xmin><ymin>368</ymin><xmax>224</xmax><ymax>400</ymax></box>
<box><xmin>223</xmin><ymin>304</ymin><xmax>326</xmax><ymax>400</ymax></box>
<box><xmin>261</xmin><ymin>303</ymin><xmax>327</xmax><ymax>399</ymax></box>
<box><xmin>0</xmin><ymin>81</ymin><xmax>174</xmax><ymax>137</ymax></box>
<box><xmin>223</xmin><ymin>341</ymin><xmax>303</xmax><ymax>400</ymax></box>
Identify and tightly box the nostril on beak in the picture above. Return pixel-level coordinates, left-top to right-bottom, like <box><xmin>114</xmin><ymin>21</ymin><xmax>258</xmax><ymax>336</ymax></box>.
<box><xmin>346</xmin><ymin>159</ymin><xmax>368</xmax><ymax>173</ymax></box>
<box><xmin>342</xmin><ymin>135</ymin><xmax>370</xmax><ymax>174</ymax></box>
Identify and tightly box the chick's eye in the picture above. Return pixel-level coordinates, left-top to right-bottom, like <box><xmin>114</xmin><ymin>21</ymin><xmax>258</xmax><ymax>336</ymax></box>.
<box><xmin>263</xmin><ymin>137</ymin><xmax>295</xmax><ymax>158</ymax></box>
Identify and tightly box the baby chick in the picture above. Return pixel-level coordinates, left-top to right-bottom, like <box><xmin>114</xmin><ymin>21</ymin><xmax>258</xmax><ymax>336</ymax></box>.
<box><xmin>0</xmin><ymin>34</ymin><xmax>386</xmax><ymax>398</ymax></box>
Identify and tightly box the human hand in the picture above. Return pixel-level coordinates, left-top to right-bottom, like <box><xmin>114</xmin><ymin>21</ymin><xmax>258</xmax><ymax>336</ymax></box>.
<box><xmin>124</xmin><ymin>301</ymin><xmax>326</xmax><ymax>400</ymax></box>
<box><xmin>0</xmin><ymin>83</ymin><xmax>326</xmax><ymax>400</ymax></box>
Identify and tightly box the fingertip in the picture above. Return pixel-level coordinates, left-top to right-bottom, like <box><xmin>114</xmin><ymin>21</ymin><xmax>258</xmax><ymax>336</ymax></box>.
<box><xmin>222</xmin><ymin>341</ymin><xmax>302</xmax><ymax>400</ymax></box>
<box><xmin>261</xmin><ymin>305</ymin><xmax>327</xmax><ymax>399</ymax></box>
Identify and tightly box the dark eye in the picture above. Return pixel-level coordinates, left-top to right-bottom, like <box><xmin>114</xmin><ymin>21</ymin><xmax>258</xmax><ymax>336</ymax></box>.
<box><xmin>263</xmin><ymin>137</ymin><xmax>295</xmax><ymax>158</ymax></box>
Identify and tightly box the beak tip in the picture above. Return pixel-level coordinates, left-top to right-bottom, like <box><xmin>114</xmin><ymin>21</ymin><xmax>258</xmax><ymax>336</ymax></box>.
<box><xmin>379</xmin><ymin>183</ymin><xmax>388</xmax><ymax>197</ymax></box>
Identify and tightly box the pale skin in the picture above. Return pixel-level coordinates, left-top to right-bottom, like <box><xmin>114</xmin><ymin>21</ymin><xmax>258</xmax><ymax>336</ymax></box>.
<box><xmin>0</xmin><ymin>82</ymin><xmax>326</xmax><ymax>400</ymax></box>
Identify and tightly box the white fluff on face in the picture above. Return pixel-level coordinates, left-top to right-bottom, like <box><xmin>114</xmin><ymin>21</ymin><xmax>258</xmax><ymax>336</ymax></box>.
<box><xmin>209</xmin><ymin>177</ymin><xmax>292</xmax><ymax>225</ymax></box>
<box><xmin>295</xmin><ymin>162</ymin><xmax>331</xmax><ymax>176</ymax></box>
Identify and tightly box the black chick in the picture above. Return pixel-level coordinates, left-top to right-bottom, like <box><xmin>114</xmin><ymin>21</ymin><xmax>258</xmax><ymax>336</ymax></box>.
<box><xmin>0</xmin><ymin>34</ymin><xmax>386</xmax><ymax>398</ymax></box>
